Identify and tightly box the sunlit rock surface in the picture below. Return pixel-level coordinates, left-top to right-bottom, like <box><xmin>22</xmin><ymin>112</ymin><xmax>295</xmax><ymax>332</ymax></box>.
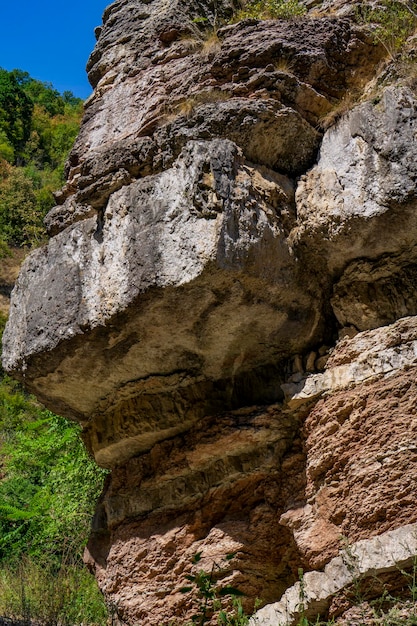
<box><xmin>3</xmin><ymin>0</ymin><xmax>417</xmax><ymax>622</ymax></box>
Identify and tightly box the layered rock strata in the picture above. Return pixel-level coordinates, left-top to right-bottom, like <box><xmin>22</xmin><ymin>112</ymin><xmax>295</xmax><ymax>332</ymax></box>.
<box><xmin>3</xmin><ymin>0</ymin><xmax>417</xmax><ymax>623</ymax></box>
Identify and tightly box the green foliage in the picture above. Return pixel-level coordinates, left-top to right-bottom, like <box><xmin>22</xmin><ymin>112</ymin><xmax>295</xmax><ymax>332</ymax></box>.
<box><xmin>0</xmin><ymin>130</ymin><xmax>14</xmax><ymax>162</ymax></box>
<box><xmin>0</xmin><ymin>240</ymin><xmax>10</xmax><ymax>259</ymax></box>
<box><xmin>26</xmin><ymin>101</ymin><xmax>82</xmax><ymax>172</ymax></box>
<box><xmin>0</xmin><ymin>68</ymin><xmax>83</xmax><ymax>249</ymax></box>
<box><xmin>0</xmin><ymin>377</ymin><xmax>108</xmax><ymax>566</ymax></box>
<box><xmin>0</xmin><ymin>557</ymin><xmax>107</xmax><ymax>626</ymax></box>
<box><xmin>0</xmin><ymin>312</ymin><xmax>7</xmax><ymax>377</ymax></box>
<box><xmin>0</xmin><ymin>159</ymin><xmax>44</xmax><ymax>246</ymax></box>
<box><xmin>0</xmin><ymin>289</ymin><xmax>108</xmax><ymax>624</ymax></box>
<box><xmin>0</xmin><ymin>373</ymin><xmax>109</xmax><ymax>623</ymax></box>
<box><xmin>7</xmin><ymin>68</ymin><xmax>83</xmax><ymax>171</ymax></box>
<box><xmin>235</xmin><ymin>0</ymin><xmax>306</xmax><ymax>20</ymax></box>
<box><xmin>357</xmin><ymin>0</ymin><xmax>417</xmax><ymax>59</ymax></box>
<box><xmin>0</xmin><ymin>69</ymin><xmax>33</xmax><ymax>162</ymax></box>
<box><xmin>0</xmin><ymin>66</ymin><xmax>102</xmax><ymax>624</ymax></box>
<box><xmin>178</xmin><ymin>553</ymin><xmax>249</xmax><ymax>626</ymax></box>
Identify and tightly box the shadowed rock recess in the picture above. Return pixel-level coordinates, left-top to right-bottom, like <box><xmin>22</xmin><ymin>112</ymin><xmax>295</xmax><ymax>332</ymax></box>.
<box><xmin>2</xmin><ymin>0</ymin><xmax>417</xmax><ymax>623</ymax></box>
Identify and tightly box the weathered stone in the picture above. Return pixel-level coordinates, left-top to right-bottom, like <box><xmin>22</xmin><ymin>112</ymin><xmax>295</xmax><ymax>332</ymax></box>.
<box><xmin>278</xmin><ymin>318</ymin><xmax>417</xmax><ymax>575</ymax></box>
<box><xmin>282</xmin><ymin>316</ymin><xmax>417</xmax><ymax>407</ymax></box>
<box><xmin>251</xmin><ymin>523</ymin><xmax>417</xmax><ymax>626</ymax></box>
<box><xmin>255</xmin><ymin>319</ymin><xmax>417</xmax><ymax>623</ymax></box>
<box><xmin>211</xmin><ymin>18</ymin><xmax>381</xmax><ymax>99</ymax></box>
<box><xmin>3</xmin><ymin>139</ymin><xmax>322</xmax><ymax>465</ymax></box>
<box><xmin>331</xmin><ymin>253</ymin><xmax>417</xmax><ymax>331</ymax></box>
<box><xmin>44</xmin><ymin>197</ymin><xmax>97</xmax><ymax>236</ymax></box>
<box><xmin>60</xmin><ymin>10</ymin><xmax>382</xmax><ymax>223</ymax></box>
<box><xmin>85</xmin><ymin>405</ymin><xmax>301</xmax><ymax>624</ymax></box>
<box><xmin>154</xmin><ymin>98</ymin><xmax>321</xmax><ymax>175</ymax></box>
<box><xmin>292</xmin><ymin>86</ymin><xmax>417</xmax><ymax>276</ymax></box>
<box><xmin>3</xmin><ymin>0</ymin><xmax>417</xmax><ymax>623</ymax></box>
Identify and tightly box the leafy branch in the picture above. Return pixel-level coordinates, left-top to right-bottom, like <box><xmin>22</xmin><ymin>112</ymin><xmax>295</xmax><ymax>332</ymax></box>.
<box><xmin>179</xmin><ymin>552</ymin><xmax>248</xmax><ymax>626</ymax></box>
<box><xmin>357</xmin><ymin>0</ymin><xmax>417</xmax><ymax>59</ymax></box>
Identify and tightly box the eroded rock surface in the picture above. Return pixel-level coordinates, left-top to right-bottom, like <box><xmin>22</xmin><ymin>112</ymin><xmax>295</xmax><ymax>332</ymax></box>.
<box><xmin>2</xmin><ymin>0</ymin><xmax>417</xmax><ymax>623</ymax></box>
<box><xmin>85</xmin><ymin>405</ymin><xmax>303</xmax><ymax>623</ymax></box>
<box><xmin>252</xmin><ymin>522</ymin><xmax>417</xmax><ymax>626</ymax></box>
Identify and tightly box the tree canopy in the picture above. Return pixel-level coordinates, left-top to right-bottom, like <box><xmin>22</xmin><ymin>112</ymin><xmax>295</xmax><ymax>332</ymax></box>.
<box><xmin>0</xmin><ymin>69</ymin><xmax>33</xmax><ymax>162</ymax></box>
<box><xmin>0</xmin><ymin>68</ymin><xmax>83</xmax><ymax>249</ymax></box>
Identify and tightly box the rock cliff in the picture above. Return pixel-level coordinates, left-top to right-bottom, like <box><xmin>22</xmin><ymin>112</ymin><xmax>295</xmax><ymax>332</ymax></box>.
<box><xmin>3</xmin><ymin>0</ymin><xmax>417</xmax><ymax>623</ymax></box>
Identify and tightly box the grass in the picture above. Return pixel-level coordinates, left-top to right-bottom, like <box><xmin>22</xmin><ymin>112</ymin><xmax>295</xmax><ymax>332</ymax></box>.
<box><xmin>0</xmin><ymin>557</ymin><xmax>108</xmax><ymax>626</ymax></box>
<box><xmin>166</xmin><ymin>88</ymin><xmax>233</xmax><ymax>120</ymax></box>
<box><xmin>201</xmin><ymin>31</ymin><xmax>222</xmax><ymax>57</ymax></box>
<box><xmin>356</xmin><ymin>0</ymin><xmax>417</xmax><ymax>61</ymax></box>
<box><xmin>0</xmin><ymin>364</ymin><xmax>109</xmax><ymax>625</ymax></box>
<box><xmin>318</xmin><ymin>93</ymin><xmax>358</xmax><ymax>130</ymax></box>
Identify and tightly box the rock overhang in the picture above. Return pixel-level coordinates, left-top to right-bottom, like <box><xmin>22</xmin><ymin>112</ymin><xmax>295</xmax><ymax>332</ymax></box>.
<box><xmin>3</xmin><ymin>0</ymin><xmax>417</xmax><ymax>621</ymax></box>
<box><xmin>2</xmin><ymin>139</ymin><xmax>322</xmax><ymax>466</ymax></box>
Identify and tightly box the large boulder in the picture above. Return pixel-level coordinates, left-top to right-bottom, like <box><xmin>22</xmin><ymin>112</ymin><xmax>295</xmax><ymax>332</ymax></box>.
<box><xmin>3</xmin><ymin>0</ymin><xmax>417</xmax><ymax>622</ymax></box>
<box><xmin>3</xmin><ymin>139</ymin><xmax>321</xmax><ymax>467</ymax></box>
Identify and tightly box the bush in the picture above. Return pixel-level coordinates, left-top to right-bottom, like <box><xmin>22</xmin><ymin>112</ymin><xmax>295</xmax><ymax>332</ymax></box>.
<box><xmin>0</xmin><ymin>376</ymin><xmax>109</xmax><ymax>624</ymax></box>
<box><xmin>0</xmin><ymin>377</ymin><xmax>108</xmax><ymax>565</ymax></box>
<box><xmin>0</xmin><ymin>69</ymin><xmax>33</xmax><ymax>162</ymax></box>
<box><xmin>0</xmin><ymin>159</ymin><xmax>45</xmax><ymax>247</ymax></box>
<box><xmin>0</xmin><ymin>68</ymin><xmax>83</xmax><ymax>251</ymax></box>
<box><xmin>357</xmin><ymin>0</ymin><xmax>417</xmax><ymax>59</ymax></box>
<box><xmin>235</xmin><ymin>0</ymin><xmax>306</xmax><ymax>20</ymax></box>
<box><xmin>0</xmin><ymin>557</ymin><xmax>107</xmax><ymax>626</ymax></box>
<box><xmin>176</xmin><ymin>553</ymin><xmax>252</xmax><ymax>626</ymax></box>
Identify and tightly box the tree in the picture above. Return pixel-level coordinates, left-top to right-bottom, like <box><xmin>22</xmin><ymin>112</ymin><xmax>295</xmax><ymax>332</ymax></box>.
<box><xmin>0</xmin><ymin>159</ymin><xmax>43</xmax><ymax>246</ymax></box>
<box><xmin>0</xmin><ymin>69</ymin><xmax>33</xmax><ymax>161</ymax></box>
<box><xmin>22</xmin><ymin>79</ymin><xmax>64</xmax><ymax>117</ymax></box>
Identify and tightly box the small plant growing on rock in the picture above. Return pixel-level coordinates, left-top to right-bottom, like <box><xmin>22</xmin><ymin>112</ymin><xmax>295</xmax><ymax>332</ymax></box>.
<box><xmin>357</xmin><ymin>0</ymin><xmax>417</xmax><ymax>60</ymax></box>
<box><xmin>179</xmin><ymin>552</ymin><xmax>249</xmax><ymax>625</ymax></box>
<box><xmin>296</xmin><ymin>568</ymin><xmax>309</xmax><ymax>626</ymax></box>
<box><xmin>235</xmin><ymin>0</ymin><xmax>306</xmax><ymax>21</ymax></box>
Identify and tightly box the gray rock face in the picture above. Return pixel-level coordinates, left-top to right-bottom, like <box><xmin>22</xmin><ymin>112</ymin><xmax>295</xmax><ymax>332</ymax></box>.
<box><xmin>332</xmin><ymin>255</ymin><xmax>417</xmax><ymax>331</ymax></box>
<box><xmin>4</xmin><ymin>139</ymin><xmax>319</xmax><ymax>464</ymax></box>
<box><xmin>3</xmin><ymin>0</ymin><xmax>417</xmax><ymax>622</ymax></box>
<box><xmin>293</xmin><ymin>85</ymin><xmax>417</xmax><ymax>331</ymax></box>
<box><xmin>294</xmin><ymin>86</ymin><xmax>417</xmax><ymax>274</ymax></box>
<box><xmin>51</xmin><ymin>7</ymin><xmax>381</xmax><ymax>232</ymax></box>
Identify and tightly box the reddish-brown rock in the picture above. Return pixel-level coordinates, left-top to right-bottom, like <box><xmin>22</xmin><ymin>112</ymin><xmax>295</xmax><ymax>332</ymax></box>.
<box><xmin>84</xmin><ymin>407</ymin><xmax>303</xmax><ymax>624</ymax></box>
<box><xmin>2</xmin><ymin>0</ymin><xmax>417</xmax><ymax>623</ymax></box>
<box><xmin>284</xmin><ymin>366</ymin><xmax>417</xmax><ymax>569</ymax></box>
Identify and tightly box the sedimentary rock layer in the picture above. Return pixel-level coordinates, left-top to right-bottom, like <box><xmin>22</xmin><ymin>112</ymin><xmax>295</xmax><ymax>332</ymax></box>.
<box><xmin>2</xmin><ymin>0</ymin><xmax>417</xmax><ymax>623</ymax></box>
<box><xmin>252</xmin><ymin>522</ymin><xmax>417</xmax><ymax>626</ymax></box>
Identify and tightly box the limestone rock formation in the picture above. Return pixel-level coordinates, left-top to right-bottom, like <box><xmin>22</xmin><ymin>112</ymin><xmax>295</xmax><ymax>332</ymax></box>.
<box><xmin>2</xmin><ymin>0</ymin><xmax>417</xmax><ymax>623</ymax></box>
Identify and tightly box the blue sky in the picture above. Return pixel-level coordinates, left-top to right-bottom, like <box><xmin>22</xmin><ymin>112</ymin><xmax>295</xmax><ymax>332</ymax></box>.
<box><xmin>0</xmin><ymin>1</ymin><xmax>111</xmax><ymax>99</ymax></box>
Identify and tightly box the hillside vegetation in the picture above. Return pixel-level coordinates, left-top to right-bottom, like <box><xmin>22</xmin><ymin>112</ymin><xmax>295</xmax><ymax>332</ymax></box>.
<box><xmin>0</xmin><ymin>68</ymin><xmax>82</xmax><ymax>250</ymax></box>
<box><xmin>0</xmin><ymin>71</ymin><xmax>108</xmax><ymax>624</ymax></box>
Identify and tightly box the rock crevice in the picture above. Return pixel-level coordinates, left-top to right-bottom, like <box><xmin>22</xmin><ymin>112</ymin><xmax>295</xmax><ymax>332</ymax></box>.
<box><xmin>2</xmin><ymin>0</ymin><xmax>417</xmax><ymax>623</ymax></box>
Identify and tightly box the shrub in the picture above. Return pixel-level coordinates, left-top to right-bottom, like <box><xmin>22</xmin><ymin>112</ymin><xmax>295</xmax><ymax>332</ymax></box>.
<box><xmin>235</xmin><ymin>0</ymin><xmax>306</xmax><ymax>21</ymax></box>
<box><xmin>0</xmin><ymin>379</ymin><xmax>108</xmax><ymax>564</ymax></box>
<box><xmin>357</xmin><ymin>0</ymin><xmax>417</xmax><ymax>59</ymax></box>
<box><xmin>0</xmin><ymin>376</ymin><xmax>109</xmax><ymax>623</ymax></box>
<box><xmin>177</xmin><ymin>553</ymin><xmax>251</xmax><ymax>626</ymax></box>
<box><xmin>0</xmin><ymin>159</ymin><xmax>45</xmax><ymax>247</ymax></box>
